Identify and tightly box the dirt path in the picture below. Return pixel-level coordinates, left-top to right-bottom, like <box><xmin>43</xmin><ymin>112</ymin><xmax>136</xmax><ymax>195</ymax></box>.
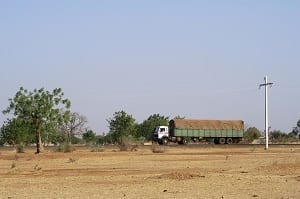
<box><xmin>0</xmin><ymin>145</ymin><xmax>299</xmax><ymax>199</ymax></box>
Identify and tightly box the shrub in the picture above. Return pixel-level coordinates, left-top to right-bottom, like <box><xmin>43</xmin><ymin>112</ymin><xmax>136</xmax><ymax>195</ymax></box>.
<box><xmin>90</xmin><ymin>145</ymin><xmax>104</xmax><ymax>152</ymax></box>
<box><xmin>117</xmin><ymin>143</ymin><xmax>138</xmax><ymax>152</ymax></box>
<box><xmin>56</xmin><ymin>142</ymin><xmax>75</xmax><ymax>153</ymax></box>
<box><xmin>16</xmin><ymin>143</ymin><xmax>25</xmax><ymax>153</ymax></box>
<box><xmin>116</xmin><ymin>135</ymin><xmax>139</xmax><ymax>152</ymax></box>
<box><xmin>118</xmin><ymin>144</ymin><xmax>128</xmax><ymax>151</ymax></box>
<box><xmin>244</xmin><ymin>127</ymin><xmax>261</xmax><ymax>143</ymax></box>
<box><xmin>151</xmin><ymin>145</ymin><xmax>166</xmax><ymax>153</ymax></box>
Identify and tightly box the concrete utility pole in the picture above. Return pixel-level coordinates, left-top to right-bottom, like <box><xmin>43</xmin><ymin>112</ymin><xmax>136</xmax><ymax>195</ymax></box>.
<box><xmin>259</xmin><ymin>76</ymin><xmax>273</xmax><ymax>150</ymax></box>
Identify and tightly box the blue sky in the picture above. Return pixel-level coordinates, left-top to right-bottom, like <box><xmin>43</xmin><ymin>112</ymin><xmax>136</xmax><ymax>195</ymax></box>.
<box><xmin>1</xmin><ymin>1</ymin><xmax>299</xmax><ymax>133</ymax></box>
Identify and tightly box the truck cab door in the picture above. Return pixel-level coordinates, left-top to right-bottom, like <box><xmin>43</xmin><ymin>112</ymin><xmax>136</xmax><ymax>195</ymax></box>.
<box><xmin>159</xmin><ymin>127</ymin><xmax>168</xmax><ymax>137</ymax></box>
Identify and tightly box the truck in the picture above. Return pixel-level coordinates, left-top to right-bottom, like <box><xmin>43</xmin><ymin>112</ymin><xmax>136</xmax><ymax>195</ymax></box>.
<box><xmin>153</xmin><ymin>119</ymin><xmax>244</xmax><ymax>145</ymax></box>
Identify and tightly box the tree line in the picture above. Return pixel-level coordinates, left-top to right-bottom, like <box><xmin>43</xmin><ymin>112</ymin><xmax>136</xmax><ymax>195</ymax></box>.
<box><xmin>0</xmin><ymin>87</ymin><xmax>170</xmax><ymax>153</ymax></box>
<box><xmin>243</xmin><ymin>126</ymin><xmax>300</xmax><ymax>143</ymax></box>
<box><xmin>1</xmin><ymin>87</ymin><xmax>299</xmax><ymax>153</ymax></box>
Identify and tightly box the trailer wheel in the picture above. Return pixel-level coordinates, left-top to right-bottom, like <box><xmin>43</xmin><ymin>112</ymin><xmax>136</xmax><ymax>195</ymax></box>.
<box><xmin>214</xmin><ymin>138</ymin><xmax>219</xmax><ymax>144</ymax></box>
<box><xmin>219</xmin><ymin>138</ymin><xmax>226</xmax><ymax>144</ymax></box>
<box><xmin>226</xmin><ymin>138</ymin><xmax>233</xmax><ymax>144</ymax></box>
<box><xmin>182</xmin><ymin>137</ymin><xmax>188</xmax><ymax>145</ymax></box>
<box><xmin>162</xmin><ymin>137</ymin><xmax>169</xmax><ymax>145</ymax></box>
<box><xmin>193</xmin><ymin>137</ymin><xmax>199</xmax><ymax>144</ymax></box>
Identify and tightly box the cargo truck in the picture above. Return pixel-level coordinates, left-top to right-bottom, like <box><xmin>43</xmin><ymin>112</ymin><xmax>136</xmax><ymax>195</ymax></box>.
<box><xmin>154</xmin><ymin>119</ymin><xmax>244</xmax><ymax>145</ymax></box>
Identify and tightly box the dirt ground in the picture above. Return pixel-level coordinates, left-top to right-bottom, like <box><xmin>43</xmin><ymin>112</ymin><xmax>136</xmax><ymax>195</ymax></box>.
<box><xmin>0</xmin><ymin>145</ymin><xmax>299</xmax><ymax>199</ymax></box>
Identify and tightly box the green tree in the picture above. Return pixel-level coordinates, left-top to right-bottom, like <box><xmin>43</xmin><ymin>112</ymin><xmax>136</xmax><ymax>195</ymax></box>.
<box><xmin>82</xmin><ymin>130</ymin><xmax>96</xmax><ymax>144</ymax></box>
<box><xmin>107</xmin><ymin>111</ymin><xmax>136</xmax><ymax>145</ymax></box>
<box><xmin>270</xmin><ymin>130</ymin><xmax>288</xmax><ymax>142</ymax></box>
<box><xmin>136</xmin><ymin>114</ymin><xmax>169</xmax><ymax>141</ymax></box>
<box><xmin>292</xmin><ymin>119</ymin><xmax>300</xmax><ymax>138</ymax></box>
<box><xmin>0</xmin><ymin>118</ymin><xmax>35</xmax><ymax>145</ymax></box>
<box><xmin>96</xmin><ymin>134</ymin><xmax>107</xmax><ymax>145</ymax></box>
<box><xmin>44</xmin><ymin>128</ymin><xmax>66</xmax><ymax>146</ymax></box>
<box><xmin>244</xmin><ymin>127</ymin><xmax>261</xmax><ymax>143</ymax></box>
<box><xmin>3</xmin><ymin>87</ymin><xmax>71</xmax><ymax>153</ymax></box>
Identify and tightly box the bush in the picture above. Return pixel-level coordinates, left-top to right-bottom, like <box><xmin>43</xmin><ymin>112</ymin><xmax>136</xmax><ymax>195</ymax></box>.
<box><xmin>151</xmin><ymin>145</ymin><xmax>166</xmax><ymax>153</ymax></box>
<box><xmin>117</xmin><ymin>143</ymin><xmax>138</xmax><ymax>152</ymax></box>
<box><xmin>90</xmin><ymin>145</ymin><xmax>104</xmax><ymax>152</ymax></box>
<box><xmin>244</xmin><ymin>127</ymin><xmax>261</xmax><ymax>143</ymax></box>
<box><xmin>270</xmin><ymin>130</ymin><xmax>294</xmax><ymax>143</ymax></box>
<box><xmin>118</xmin><ymin>144</ymin><xmax>128</xmax><ymax>151</ymax></box>
<box><xmin>71</xmin><ymin>136</ymin><xmax>84</xmax><ymax>144</ymax></box>
<box><xmin>16</xmin><ymin>143</ymin><xmax>25</xmax><ymax>153</ymax></box>
<box><xmin>56</xmin><ymin>143</ymin><xmax>75</xmax><ymax>153</ymax></box>
<box><xmin>116</xmin><ymin>135</ymin><xmax>139</xmax><ymax>152</ymax></box>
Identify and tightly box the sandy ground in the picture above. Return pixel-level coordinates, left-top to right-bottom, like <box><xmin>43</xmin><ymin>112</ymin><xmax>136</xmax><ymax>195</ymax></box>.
<box><xmin>0</xmin><ymin>145</ymin><xmax>299</xmax><ymax>199</ymax></box>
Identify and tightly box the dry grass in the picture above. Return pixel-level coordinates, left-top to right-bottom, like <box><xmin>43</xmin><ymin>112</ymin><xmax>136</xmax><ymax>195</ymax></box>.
<box><xmin>118</xmin><ymin>144</ymin><xmax>138</xmax><ymax>152</ymax></box>
<box><xmin>156</xmin><ymin>172</ymin><xmax>206</xmax><ymax>180</ymax></box>
<box><xmin>0</xmin><ymin>145</ymin><xmax>299</xmax><ymax>199</ymax></box>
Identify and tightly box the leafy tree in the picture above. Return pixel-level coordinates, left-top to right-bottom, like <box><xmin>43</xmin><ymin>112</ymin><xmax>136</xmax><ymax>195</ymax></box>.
<box><xmin>136</xmin><ymin>114</ymin><xmax>169</xmax><ymax>141</ymax></box>
<box><xmin>44</xmin><ymin>129</ymin><xmax>66</xmax><ymax>146</ymax></box>
<box><xmin>244</xmin><ymin>127</ymin><xmax>261</xmax><ymax>143</ymax></box>
<box><xmin>82</xmin><ymin>130</ymin><xmax>96</xmax><ymax>144</ymax></box>
<box><xmin>270</xmin><ymin>130</ymin><xmax>290</xmax><ymax>142</ymax></box>
<box><xmin>3</xmin><ymin>87</ymin><xmax>71</xmax><ymax>153</ymax></box>
<box><xmin>96</xmin><ymin>134</ymin><xmax>107</xmax><ymax>145</ymax></box>
<box><xmin>0</xmin><ymin>118</ymin><xmax>35</xmax><ymax>145</ymax></box>
<box><xmin>291</xmin><ymin>119</ymin><xmax>300</xmax><ymax>138</ymax></box>
<box><xmin>71</xmin><ymin>136</ymin><xmax>83</xmax><ymax>144</ymax></box>
<box><xmin>288</xmin><ymin>131</ymin><xmax>297</xmax><ymax>139</ymax></box>
<box><xmin>103</xmin><ymin>132</ymin><xmax>115</xmax><ymax>144</ymax></box>
<box><xmin>107</xmin><ymin>111</ymin><xmax>136</xmax><ymax>145</ymax></box>
<box><xmin>270</xmin><ymin>130</ymin><xmax>285</xmax><ymax>140</ymax></box>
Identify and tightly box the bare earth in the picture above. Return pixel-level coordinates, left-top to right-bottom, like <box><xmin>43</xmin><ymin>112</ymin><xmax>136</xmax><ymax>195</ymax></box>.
<box><xmin>0</xmin><ymin>145</ymin><xmax>299</xmax><ymax>199</ymax></box>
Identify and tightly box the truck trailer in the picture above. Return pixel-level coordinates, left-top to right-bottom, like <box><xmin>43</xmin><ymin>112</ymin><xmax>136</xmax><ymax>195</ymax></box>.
<box><xmin>154</xmin><ymin>119</ymin><xmax>244</xmax><ymax>145</ymax></box>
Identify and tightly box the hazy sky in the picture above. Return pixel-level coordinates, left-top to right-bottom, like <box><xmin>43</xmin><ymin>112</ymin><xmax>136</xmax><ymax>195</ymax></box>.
<box><xmin>1</xmin><ymin>1</ymin><xmax>299</xmax><ymax>134</ymax></box>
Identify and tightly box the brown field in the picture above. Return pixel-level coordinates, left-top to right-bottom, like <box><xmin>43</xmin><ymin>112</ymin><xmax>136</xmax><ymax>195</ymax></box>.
<box><xmin>0</xmin><ymin>145</ymin><xmax>299</xmax><ymax>199</ymax></box>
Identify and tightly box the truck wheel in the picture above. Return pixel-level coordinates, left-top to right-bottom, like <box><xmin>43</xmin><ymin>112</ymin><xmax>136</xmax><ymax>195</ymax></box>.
<box><xmin>219</xmin><ymin>138</ymin><xmax>226</xmax><ymax>144</ymax></box>
<box><xmin>226</xmin><ymin>138</ymin><xmax>233</xmax><ymax>144</ymax></box>
<box><xmin>214</xmin><ymin>138</ymin><xmax>219</xmax><ymax>144</ymax></box>
<box><xmin>182</xmin><ymin>137</ymin><xmax>188</xmax><ymax>145</ymax></box>
<box><xmin>162</xmin><ymin>137</ymin><xmax>169</xmax><ymax>145</ymax></box>
<box><xmin>193</xmin><ymin>137</ymin><xmax>199</xmax><ymax>144</ymax></box>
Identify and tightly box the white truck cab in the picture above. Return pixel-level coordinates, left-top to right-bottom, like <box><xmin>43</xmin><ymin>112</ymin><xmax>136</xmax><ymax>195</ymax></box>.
<box><xmin>153</xmin><ymin>126</ymin><xmax>169</xmax><ymax>144</ymax></box>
